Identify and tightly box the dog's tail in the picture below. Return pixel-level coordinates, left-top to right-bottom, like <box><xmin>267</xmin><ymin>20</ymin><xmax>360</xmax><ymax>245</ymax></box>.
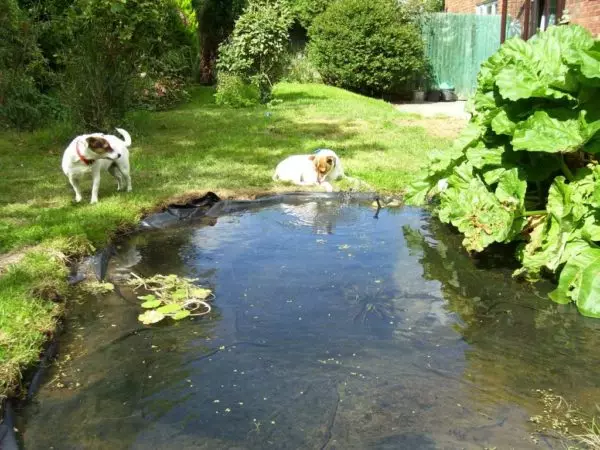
<box><xmin>115</xmin><ymin>128</ymin><xmax>132</xmax><ymax>147</ymax></box>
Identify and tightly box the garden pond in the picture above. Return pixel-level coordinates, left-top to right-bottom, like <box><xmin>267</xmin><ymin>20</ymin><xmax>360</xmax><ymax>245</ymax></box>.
<box><xmin>16</xmin><ymin>195</ymin><xmax>600</xmax><ymax>449</ymax></box>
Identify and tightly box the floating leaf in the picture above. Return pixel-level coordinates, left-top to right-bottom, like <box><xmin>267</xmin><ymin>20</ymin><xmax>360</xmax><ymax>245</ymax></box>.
<box><xmin>172</xmin><ymin>310</ymin><xmax>191</xmax><ymax>320</ymax></box>
<box><xmin>138</xmin><ymin>310</ymin><xmax>165</xmax><ymax>325</ymax></box>
<box><xmin>138</xmin><ymin>294</ymin><xmax>158</xmax><ymax>302</ymax></box>
<box><xmin>141</xmin><ymin>299</ymin><xmax>162</xmax><ymax>309</ymax></box>
<box><xmin>171</xmin><ymin>288</ymin><xmax>188</xmax><ymax>300</ymax></box>
<box><xmin>156</xmin><ymin>303</ymin><xmax>183</xmax><ymax>314</ymax></box>
<box><xmin>190</xmin><ymin>287</ymin><xmax>212</xmax><ymax>299</ymax></box>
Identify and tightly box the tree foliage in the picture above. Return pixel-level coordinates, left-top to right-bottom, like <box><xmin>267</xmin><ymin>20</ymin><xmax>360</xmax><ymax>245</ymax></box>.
<box><xmin>193</xmin><ymin>0</ymin><xmax>246</xmax><ymax>83</ymax></box>
<box><xmin>217</xmin><ymin>0</ymin><xmax>293</xmax><ymax>103</ymax></box>
<box><xmin>406</xmin><ymin>25</ymin><xmax>600</xmax><ymax>318</ymax></box>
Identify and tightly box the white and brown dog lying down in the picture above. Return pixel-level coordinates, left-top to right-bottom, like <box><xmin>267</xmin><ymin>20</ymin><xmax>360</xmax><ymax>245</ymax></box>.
<box><xmin>272</xmin><ymin>149</ymin><xmax>344</xmax><ymax>192</ymax></box>
<box><xmin>61</xmin><ymin>128</ymin><xmax>132</xmax><ymax>204</ymax></box>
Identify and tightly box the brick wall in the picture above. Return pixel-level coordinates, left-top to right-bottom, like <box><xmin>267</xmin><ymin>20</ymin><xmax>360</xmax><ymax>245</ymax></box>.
<box><xmin>444</xmin><ymin>0</ymin><xmax>520</xmax><ymax>15</ymax></box>
<box><xmin>444</xmin><ymin>0</ymin><xmax>600</xmax><ymax>37</ymax></box>
<box><xmin>567</xmin><ymin>0</ymin><xmax>600</xmax><ymax>36</ymax></box>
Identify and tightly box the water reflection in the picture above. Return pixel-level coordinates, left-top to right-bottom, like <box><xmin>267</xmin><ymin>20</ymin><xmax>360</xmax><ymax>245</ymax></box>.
<box><xmin>402</xmin><ymin>220</ymin><xmax>600</xmax><ymax>414</ymax></box>
<box><xmin>17</xmin><ymin>200</ymin><xmax>600</xmax><ymax>450</ymax></box>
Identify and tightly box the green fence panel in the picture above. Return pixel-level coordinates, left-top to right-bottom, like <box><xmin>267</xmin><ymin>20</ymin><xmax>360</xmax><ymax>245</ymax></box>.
<box><xmin>422</xmin><ymin>13</ymin><xmax>502</xmax><ymax>99</ymax></box>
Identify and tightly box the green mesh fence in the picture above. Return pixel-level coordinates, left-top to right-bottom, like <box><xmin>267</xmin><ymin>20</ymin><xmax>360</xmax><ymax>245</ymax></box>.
<box><xmin>421</xmin><ymin>13</ymin><xmax>503</xmax><ymax>99</ymax></box>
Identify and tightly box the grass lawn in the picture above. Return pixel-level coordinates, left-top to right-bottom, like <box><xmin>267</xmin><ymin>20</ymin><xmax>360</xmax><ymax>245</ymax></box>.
<box><xmin>0</xmin><ymin>82</ymin><xmax>461</xmax><ymax>399</ymax></box>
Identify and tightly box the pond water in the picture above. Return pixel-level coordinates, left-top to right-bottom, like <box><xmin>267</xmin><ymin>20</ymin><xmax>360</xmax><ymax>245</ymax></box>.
<box><xmin>17</xmin><ymin>196</ymin><xmax>600</xmax><ymax>449</ymax></box>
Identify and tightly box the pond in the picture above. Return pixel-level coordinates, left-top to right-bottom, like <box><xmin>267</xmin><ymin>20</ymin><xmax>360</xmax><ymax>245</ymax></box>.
<box><xmin>16</xmin><ymin>195</ymin><xmax>600</xmax><ymax>449</ymax></box>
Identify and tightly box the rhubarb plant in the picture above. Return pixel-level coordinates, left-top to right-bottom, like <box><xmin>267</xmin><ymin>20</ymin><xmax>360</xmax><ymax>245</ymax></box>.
<box><xmin>406</xmin><ymin>24</ymin><xmax>600</xmax><ymax>317</ymax></box>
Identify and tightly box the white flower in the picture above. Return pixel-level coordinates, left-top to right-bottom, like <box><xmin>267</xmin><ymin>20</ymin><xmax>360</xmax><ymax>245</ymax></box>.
<box><xmin>140</xmin><ymin>72</ymin><xmax>147</xmax><ymax>78</ymax></box>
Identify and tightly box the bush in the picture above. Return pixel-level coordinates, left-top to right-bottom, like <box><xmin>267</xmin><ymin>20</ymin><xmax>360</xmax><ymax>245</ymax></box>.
<box><xmin>308</xmin><ymin>0</ymin><xmax>426</xmax><ymax>96</ymax></box>
<box><xmin>0</xmin><ymin>0</ymin><xmax>55</xmax><ymax>129</ymax></box>
<box><xmin>0</xmin><ymin>71</ymin><xmax>62</xmax><ymax>130</ymax></box>
<box><xmin>217</xmin><ymin>0</ymin><xmax>294</xmax><ymax>103</ymax></box>
<box><xmin>60</xmin><ymin>0</ymin><xmax>195</xmax><ymax>129</ymax></box>
<box><xmin>289</xmin><ymin>0</ymin><xmax>329</xmax><ymax>29</ymax></box>
<box><xmin>283</xmin><ymin>51</ymin><xmax>322</xmax><ymax>84</ymax></box>
<box><xmin>215</xmin><ymin>73</ymin><xmax>260</xmax><ymax>107</ymax></box>
<box><xmin>406</xmin><ymin>25</ymin><xmax>600</xmax><ymax>318</ymax></box>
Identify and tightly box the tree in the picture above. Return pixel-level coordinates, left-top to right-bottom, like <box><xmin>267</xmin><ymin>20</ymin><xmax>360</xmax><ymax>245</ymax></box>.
<box><xmin>194</xmin><ymin>0</ymin><xmax>246</xmax><ymax>83</ymax></box>
<box><xmin>217</xmin><ymin>0</ymin><xmax>293</xmax><ymax>102</ymax></box>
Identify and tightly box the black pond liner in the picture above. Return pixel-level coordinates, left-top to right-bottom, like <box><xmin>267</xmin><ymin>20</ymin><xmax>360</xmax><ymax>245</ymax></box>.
<box><xmin>0</xmin><ymin>191</ymin><xmax>383</xmax><ymax>450</ymax></box>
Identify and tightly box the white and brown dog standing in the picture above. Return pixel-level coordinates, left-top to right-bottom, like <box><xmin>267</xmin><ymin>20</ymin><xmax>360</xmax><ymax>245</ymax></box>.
<box><xmin>273</xmin><ymin>148</ymin><xmax>344</xmax><ymax>192</ymax></box>
<box><xmin>62</xmin><ymin>128</ymin><xmax>132</xmax><ymax>204</ymax></box>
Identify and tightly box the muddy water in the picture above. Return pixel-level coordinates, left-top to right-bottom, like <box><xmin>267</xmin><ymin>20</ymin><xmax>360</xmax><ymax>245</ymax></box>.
<box><xmin>17</xmin><ymin>198</ymin><xmax>600</xmax><ymax>449</ymax></box>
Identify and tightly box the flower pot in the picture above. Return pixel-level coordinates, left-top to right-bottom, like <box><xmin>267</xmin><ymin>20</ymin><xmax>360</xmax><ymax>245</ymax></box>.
<box><xmin>441</xmin><ymin>88</ymin><xmax>457</xmax><ymax>102</ymax></box>
<box><xmin>427</xmin><ymin>90</ymin><xmax>441</xmax><ymax>102</ymax></box>
<box><xmin>412</xmin><ymin>90</ymin><xmax>426</xmax><ymax>103</ymax></box>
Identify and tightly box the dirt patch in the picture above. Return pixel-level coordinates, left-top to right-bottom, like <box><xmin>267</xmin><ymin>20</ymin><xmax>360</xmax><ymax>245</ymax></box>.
<box><xmin>394</xmin><ymin>101</ymin><xmax>470</xmax><ymax>120</ymax></box>
<box><xmin>0</xmin><ymin>248</ymin><xmax>32</xmax><ymax>274</ymax></box>
<box><xmin>395</xmin><ymin>117</ymin><xmax>466</xmax><ymax>139</ymax></box>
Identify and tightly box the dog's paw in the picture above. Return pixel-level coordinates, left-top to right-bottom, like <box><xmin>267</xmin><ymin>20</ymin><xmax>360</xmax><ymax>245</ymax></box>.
<box><xmin>75</xmin><ymin>196</ymin><xmax>82</xmax><ymax>203</ymax></box>
<box><xmin>90</xmin><ymin>199</ymin><xmax>98</xmax><ymax>204</ymax></box>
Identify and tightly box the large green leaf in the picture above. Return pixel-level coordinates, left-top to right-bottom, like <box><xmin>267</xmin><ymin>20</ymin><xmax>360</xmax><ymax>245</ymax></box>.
<box><xmin>453</xmin><ymin>122</ymin><xmax>485</xmax><ymax>151</ymax></box>
<box><xmin>549</xmin><ymin>24</ymin><xmax>595</xmax><ymax>67</ymax></box>
<box><xmin>495</xmin><ymin>168</ymin><xmax>527</xmax><ymax>207</ymax></box>
<box><xmin>547</xmin><ymin>176</ymin><xmax>573</xmax><ymax>222</ymax></box>
<box><xmin>438</xmin><ymin>163</ymin><xmax>522</xmax><ymax>252</ymax></box>
<box><xmin>491</xmin><ymin>110</ymin><xmax>517</xmax><ymax>136</ymax></box>
<box><xmin>579</xmin><ymin>50</ymin><xmax>600</xmax><ymax>80</ymax></box>
<box><xmin>496</xmin><ymin>66</ymin><xmax>546</xmax><ymax>102</ymax></box>
<box><xmin>512</xmin><ymin>111</ymin><xmax>584</xmax><ymax>152</ymax></box>
<box><xmin>549</xmin><ymin>247</ymin><xmax>600</xmax><ymax>318</ymax></box>
<box><xmin>465</xmin><ymin>143</ymin><xmax>504</xmax><ymax>169</ymax></box>
<box><xmin>404</xmin><ymin>177</ymin><xmax>434</xmax><ymax>206</ymax></box>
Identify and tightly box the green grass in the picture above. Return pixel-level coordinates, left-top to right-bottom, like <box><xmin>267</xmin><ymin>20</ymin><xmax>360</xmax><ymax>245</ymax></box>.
<box><xmin>0</xmin><ymin>82</ymin><xmax>455</xmax><ymax>398</ymax></box>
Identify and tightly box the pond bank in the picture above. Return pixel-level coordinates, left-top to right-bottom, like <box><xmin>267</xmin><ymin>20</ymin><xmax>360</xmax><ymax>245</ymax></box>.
<box><xmin>0</xmin><ymin>83</ymin><xmax>454</xmax><ymax>417</ymax></box>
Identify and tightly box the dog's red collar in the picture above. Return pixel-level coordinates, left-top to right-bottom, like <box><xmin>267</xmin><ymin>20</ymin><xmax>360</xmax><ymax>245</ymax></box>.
<box><xmin>76</xmin><ymin>141</ymin><xmax>94</xmax><ymax>166</ymax></box>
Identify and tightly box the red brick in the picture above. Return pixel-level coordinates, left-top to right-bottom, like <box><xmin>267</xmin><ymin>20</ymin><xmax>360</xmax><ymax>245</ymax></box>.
<box><xmin>444</xmin><ymin>0</ymin><xmax>599</xmax><ymax>37</ymax></box>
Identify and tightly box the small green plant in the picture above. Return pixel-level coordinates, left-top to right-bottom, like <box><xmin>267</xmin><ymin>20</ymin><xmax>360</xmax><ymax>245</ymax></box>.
<box><xmin>406</xmin><ymin>25</ymin><xmax>600</xmax><ymax>318</ymax></box>
<box><xmin>217</xmin><ymin>0</ymin><xmax>294</xmax><ymax>103</ymax></box>
<box><xmin>283</xmin><ymin>51</ymin><xmax>322</xmax><ymax>84</ymax></box>
<box><xmin>215</xmin><ymin>73</ymin><xmax>261</xmax><ymax>107</ymax></box>
<box><xmin>308</xmin><ymin>0</ymin><xmax>425</xmax><ymax>96</ymax></box>
<box><xmin>127</xmin><ymin>273</ymin><xmax>213</xmax><ymax>325</ymax></box>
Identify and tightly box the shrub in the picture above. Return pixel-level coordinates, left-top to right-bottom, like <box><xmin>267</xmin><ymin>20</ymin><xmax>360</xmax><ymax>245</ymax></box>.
<box><xmin>0</xmin><ymin>71</ymin><xmax>62</xmax><ymax>130</ymax></box>
<box><xmin>283</xmin><ymin>51</ymin><xmax>322</xmax><ymax>84</ymax></box>
<box><xmin>0</xmin><ymin>0</ymin><xmax>55</xmax><ymax>129</ymax></box>
<box><xmin>217</xmin><ymin>0</ymin><xmax>294</xmax><ymax>103</ymax></box>
<box><xmin>215</xmin><ymin>73</ymin><xmax>260</xmax><ymax>107</ymax></box>
<box><xmin>406</xmin><ymin>25</ymin><xmax>600</xmax><ymax>318</ymax></box>
<box><xmin>308</xmin><ymin>0</ymin><xmax>426</xmax><ymax>96</ymax></box>
<box><xmin>289</xmin><ymin>0</ymin><xmax>329</xmax><ymax>29</ymax></box>
<box><xmin>60</xmin><ymin>0</ymin><xmax>195</xmax><ymax>129</ymax></box>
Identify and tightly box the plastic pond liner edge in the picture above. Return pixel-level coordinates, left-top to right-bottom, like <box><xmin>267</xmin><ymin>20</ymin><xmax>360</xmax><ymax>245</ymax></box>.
<box><xmin>1</xmin><ymin>190</ymin><xmax>388</xmax><ymax>450</ymax></box>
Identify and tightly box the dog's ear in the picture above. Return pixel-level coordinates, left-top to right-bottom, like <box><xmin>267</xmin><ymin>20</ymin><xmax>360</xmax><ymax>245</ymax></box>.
<box><xmin>308</xmin><ymin>155</ymin><xmax>316</xmax><ymax>161</ymax></box>
<box><xmin>86</xmin><ymin>137</ymin><xmax>112</xmax><ymax>153</ymax></box>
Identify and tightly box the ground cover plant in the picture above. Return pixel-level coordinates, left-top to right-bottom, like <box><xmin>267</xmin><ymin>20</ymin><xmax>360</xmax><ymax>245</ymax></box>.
<box><xmin>0</xmin><ymin>82</ymin><xmax>456</xmax><ymax>399</ymax></box>
<box><xmin>407</xmin><ymin>24</ymin><xmax>600</xmax><ymax>318</ymax></box>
